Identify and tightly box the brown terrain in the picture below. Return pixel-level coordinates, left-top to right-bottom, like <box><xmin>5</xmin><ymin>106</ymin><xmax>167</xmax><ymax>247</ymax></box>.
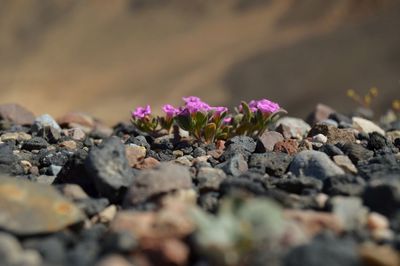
<box><xmin>0</xmin><ymin>0</ymin><xmax>399</xmax><ymax>124</ymax></box>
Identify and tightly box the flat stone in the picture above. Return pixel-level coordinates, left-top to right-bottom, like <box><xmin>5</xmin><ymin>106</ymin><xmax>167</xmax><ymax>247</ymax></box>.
<box><xmin>85</xmin><ymin>136</ymin><xmax>133</xmax><ymax>202</ymax></box>
<box><xmin>0</xmin><ymin>103</ymin><xmax>35</xmax><ymax>125</ymax></box>
<box><xmin>256</xmin><ymin>131</ymin><xmax>284</xmax><ymax>152</ymax></box>
<box><xmin>275</xmin><ymin>117</ymin><xmax>311</xmax><ymax>139</ymax></box>
<box><xmin>248</xmin><ymin>152</ymin><xmax>292</xmax><ymax>176</ymax></box>
<box><xmin>125</xmin><ymin>144</ymin><xmax>146</xmax><ymax>168</ymax></box>
<box><xmin>0</xmin><ymin>132</ymin><xmax>31</xmax><ymax>142</ymax></box>
<box><xmin>197</xmin><ymin>167</ymin><xmax>226</xmax><ymax>190</ymax></box>
<box><xmin>312</xmin><ymin>134</ymin><xmax>327</xmax><ymax>144</ymax></box>
<box><xmin>339</xmin><ymin>142</ymin><xmax>374</xmax><ymax>164</ymax></box>
<box><xmin>0</xmin><ymin>176</ymin><xmax>84</xmax><ymax>235</ymax></box>
<box><xmin>333</xmin><ymin>155</ymin><xmax>358</xmax><ymax>174</ymax></box>
<box><xmin>57</xmin><ymin>112</ymin><xmax>96</xmax><ymax>128</ymax></box>
<box><xmin>289</xmin><ymin>150</ymin><xmax>345</xmax><ymax>180</ymax></box>
<box><xmin>306</xmin><ymin>103</ymin><xmax>335</xmax><ymax>126</ymax></box>
<box><xmin>124</xmin><ymin>163</ymin><xmax>192</xmax><ymax>206</ymax></box>
<box><xmin>353</xmin><ymin>116</ymin><xmax>385</xmax><ymax>136</ymax></box>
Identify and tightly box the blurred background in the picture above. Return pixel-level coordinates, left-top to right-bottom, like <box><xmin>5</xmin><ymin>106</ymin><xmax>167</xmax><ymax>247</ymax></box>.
<box><xmin>0</xmin><ymin>0</ymin><xmax>399</xmax><ymax>125</ymax></box>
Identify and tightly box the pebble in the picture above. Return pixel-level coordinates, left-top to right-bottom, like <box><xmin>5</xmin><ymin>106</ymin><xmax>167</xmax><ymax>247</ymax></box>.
<box><xmin>0</xmin><ymin>103</ymin><xmax>35</xmax><ymax>125</ymax></box>
<box><xmin>333</xmin><ymin>155</ymin><xmax>358</xmax><ymax>174</ymax></box>
<box><xmin>248</xmin><ymin>152</ymin><xmax>292</xmax><ymax>176</ymax></box>
<box><xmin>196</xmin><ymin>167</ymin><xmax>226</xmax><ymax>190</ymax></box>
<box><xmin>68</xmin><ymin>128</ymin><xmax>86</xmax><ymax>141</ymax></box>
<box><xmin>216</xmin><ymin>154</ymin><xmax>248</xmax><ymax>177</ymax></box>
<box><xmin>353</xmin><ymin>116</ymin><xmax>385</xmax><ymax>136</ymax></box>
<box><xmin>57</xmin><ymin>112</ymin><xmax>95</xmax><ymax>129</ymax></box>
<box><xmin>0</xmin><ymin>176</ymin><xmax>84</xmax><ymax>234</ymax></box>
<box><xmin>125</xmin><ymin>144</ymin><xmax>146</xmax><ymax>167</ymax></box>
<box><xmin>21</xmin><ymin>137</ymin><xmax>49</xmax><ymax>151</ymax></box>
<box><xmin>222</xmin><ymin>135</ymin><xmax>256</xmax><ymax>160</ymax></box>
<box><xmin>60</xmin><ymin>140</ymin><xmax>78</xmax><ymax>150</ymax></box>
<box><xmin>33</xmin><ymin>114</ymin><xmax>62</xmax><ymax>133</ymax></box>
<box><xmin>289</xmin><ymin>150</ymin><xmax>345</xmax><ymax>180</ymax></box>
<box><xmin>306</xmin><ymin>103</ymin><xmax>335</xmax><ymax>126</ymax></box>
<box><xmin>274</xmin><ymin>139</ymin><xmax>299</xmax><ymax>155</ymax></box>
<box><xmin>330</xmin><ymin>196</ymin><xmax>367</xmax><ymax>231</ymax></box>
<box><xmin>95</xmin><ymin>255</ymin><xmax>133</xmax><ymax>266</ymax></box>
<box><xmin>312</xmin><ymin>134</ymin><xmax>328</xmax><ymax>144</ymax></box>
<box><xmin>275</xmin><ymin>117</ymin><xmax>311</xmax><ymax>139</ymax></box>
<box><xmin>1</xmin><ymin>132</ymin><xmax>32</xmax><ymax>142</ymax></box>
<box><xmin>308</xmin><ymin>124</ymin><xmax>356</xmax><ymax>144</ymax></box>
<box><xmin>256</xmin><ymin>131</ymin><xmax>284</xmax><ymax>152</ymax></box>
<box><xmin>123</xmin><ymin>163</ymin><xmax>192</xmax><ymax>206</ymax></box>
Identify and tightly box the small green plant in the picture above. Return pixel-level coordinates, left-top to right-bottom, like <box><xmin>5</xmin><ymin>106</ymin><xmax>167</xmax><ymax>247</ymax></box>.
<box><xmin>131</xmin><ymin>96</ymin><xmax>285</xmax><ymax>142</ymax></box>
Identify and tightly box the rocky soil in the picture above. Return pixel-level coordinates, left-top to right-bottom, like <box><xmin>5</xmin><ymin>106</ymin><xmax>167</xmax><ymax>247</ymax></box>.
<box><xmin>0</xmin><ymin>103</ymin><xmax>400</xmax><ymax>266</ymax></box>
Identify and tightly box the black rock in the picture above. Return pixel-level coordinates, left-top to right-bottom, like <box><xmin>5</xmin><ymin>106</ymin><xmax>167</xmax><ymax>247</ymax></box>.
<box><xmin>339</xmin><ymin>143</ymin><xmax>373</xmax><ymax>164</ymax></box>
<box><xmin>357</xmin><ymin>154</ymin><xmax>400</xmax><ymax>180</ymax></box>
<box><xmin>363</xmin><ymin>179</ymin><xmax>400</xmax><ymax>218</ymax></box>
<box><xmin>85</xmin><ymin>136</ymin><xmax>133</xmax><ymax>202</ymax></box>
<box><xmin>248</xmin><ymin>152</ymin><xmax>292</xmax><ymax>176</ymax></box>
<box><xmin>222</xmin><ymin>135</ymin><xmax>256</xmax><ymax>160</ymax></box>
<box><xmin>329</xmin><ymin>112</ymin><xmax>352</xmax><ymax>126</ymax></box>
<box><xmin>319</xmin><ymin>144</ymin><xmax>344</xmax><ymax>157</ymax></box>
<box><xmin>0</xmin><ymin>143</ymin><xmax>18</xmax><ymax>174</ymax></box>
<box><xmin>273</xmin><ymin>176</ymin><xmax>323</xmax><ymax>194</ymax></box>
<box><xmin>368</xmin><ymin>132</ymin><xmax>391</xmax><ymax>151</ymax></box>
<box><xmin>38</xmin><ymin>150</ymin><xmax>70</xmax><ymax>167</ymax></box>
<box><xmin>395</xmin><ymin>138</ymin><xmax>400</xmax><ymax>149</ymax></box>
<box><xmin>112</xmin><ymin>122</ymin><xmax>139</xmax><ymax>137</ymax></box>
<box><xmin>284</xmin><ymin>234</ymin><xmax>361</xmax><ymax>266</ymax></box>
<box><xmin>216</xmin><ymin>154</ymin><xmax>248</xmax><ymax>177</ymax></box>
<box><xmin>323</xmin><ymin>175</ymin><xmax>366</xmax><ymax>196</ymax></box>
<box><xmin>76</xmin><ymin>198</ymin><xmax>110</xmax><ymax>217</ymax></box>
<box><xmin>21</xmin><ymin>136</ymin><xmax>49</xmax><ymax>151</ymax></box>
<box><xmin>220</xmin><ymin>176</ymin><xmax>266</xmax><ymax>197</ymax></box>
<box><xmin>54</xmin><ymin>149</ymin><xmax>96</xmax><ymax>196</ymax></box>
<box><xmin>147</xmin><ymin>149</ymin><xmax>174</xmax><ymax>161</ymax></box>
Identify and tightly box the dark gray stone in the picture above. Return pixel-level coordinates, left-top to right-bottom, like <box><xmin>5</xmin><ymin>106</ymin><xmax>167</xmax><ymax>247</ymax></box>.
<box><xmin>222</xmin><ymin>135</ymin><xmax>256</xmax><ymax>160</ymax></box>
<box><xmin>248</xmin><ymin>152</ymin><xmax>292</xmax><ymax>176</ymax></box>
<box><xmin>284</xmin><ymin>235</ymin><xmax>361</xmax><ymax>266</ymax></box>
<box><xmin>85</xmin><ymin>137</ymin><xmax>133</xmax><ymax>202</ymax></box>
<box><xmin>22</xmin><ymin>137</ymin><xmax>49</xmax><ymax>151</ymax></box>
<box><xmin>289</xmin><ymin>150</ymin><xmax>345</xmax><ymax>180</ymax></box>
<box><xmin>216</xmin><ymin>154</ymin><xmax>248</xmax><ymax>177</ymax></box>
<box><xmin>123</xmin><ymin>162</ymin><xmax>192</xmax><ymax>206</ymax></box>
<box><xmin>273</xmin><ymin>176</ymin><xmax>323</xmax><ymax>194</ymax></box>
<box><xmin>339</xmin><ymin>143</ymin><xmax>373</xmax><ymax>164</ymax></box>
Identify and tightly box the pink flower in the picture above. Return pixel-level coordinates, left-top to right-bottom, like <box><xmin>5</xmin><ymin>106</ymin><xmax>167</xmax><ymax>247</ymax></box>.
<box><xmin>223</xmin><ymin>117</ymin><xmax>232</xmax><ymax>124</ymax></box>
<box><xmin>162</xmin><ymin>104</ymin><xmax>179</xmax><ymax>117</ymax></box>
<box><xmin>182</xmin><ymin>96</ymin><xmax>202</xmax><ymax>103</ymax></box>
<box><xmin>132</xmin><ymin>105</ymin><xmax>151</xmax><ymax>119</ymax></box>
<box><xmin>256</xmin><ymin>99</ymin><xmax>280</xmax><ymax>114</ymax></box>
<box><xmin>211</xmin><ymin>106</ymin><xmax>228</xmax><ymax>116</ymax></box>
<box><xmin>185</xmin><ymin>101</ymin><xmax>211</xmax><ymax>114</ymax></box>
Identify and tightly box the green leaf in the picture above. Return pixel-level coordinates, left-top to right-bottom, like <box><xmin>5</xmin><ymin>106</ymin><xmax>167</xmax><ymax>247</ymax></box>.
<box><xmin>241</xmin><ymin>101</ymin><xmax>251</xmax><ymax>122</ymax></box>
<box><xmin>175</xmin><ymin>114</ymin><xmax>193</xmax><ymax>131</ymax></box>
<box><xmin>204</xmin><ymin>123</ymin><xmax>217</xmax><ymax>143</ymax></box>
<box><xmin>195</xmin><ymin>111</ymin><xmax>208</xmax><ymax>129</ymax></box>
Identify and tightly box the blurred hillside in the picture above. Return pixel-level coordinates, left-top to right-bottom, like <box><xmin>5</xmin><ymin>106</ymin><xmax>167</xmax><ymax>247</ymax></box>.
<box><xmin>0</xmin><ymin>0</ymin><xmax>399</xmax><ymax>124</ymax></box>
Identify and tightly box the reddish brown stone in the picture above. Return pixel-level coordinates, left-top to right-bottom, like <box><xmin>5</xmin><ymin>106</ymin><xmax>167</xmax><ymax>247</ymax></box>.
<box><xmin>0</xmin><ymin>103</ymin><xmax>35</xmax><ymax>125</ymax></box>
<box><xmin>273</xmin><ymin>139</ymin><xmax>299</xmax><ymax>155</ymax></box>
<box><xmin>257</xmin><ymin>131</ymin><xmax>284</xmax><ymax>152</ymax></box>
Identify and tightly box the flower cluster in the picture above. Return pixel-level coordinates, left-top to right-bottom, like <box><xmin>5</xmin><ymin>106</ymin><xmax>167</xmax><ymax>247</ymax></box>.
<box><xmin>131</xmin><ymin>96</ymin><xmax>285</xmax><ymax>142</ymax></box>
